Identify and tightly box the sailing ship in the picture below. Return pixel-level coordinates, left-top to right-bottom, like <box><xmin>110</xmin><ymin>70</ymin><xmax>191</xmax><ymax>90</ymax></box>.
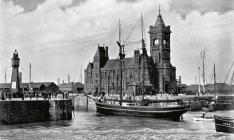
<box><xmin>95</xmin><ymin>15</ymin><xmax>189</xmax><ymax>120</ymax></box>
<box><xmin>212</xmin><ymin>62</ymin><xmax>234</xmax><ymax>111</ymax></box>
<box><xmin>214</xmin><ymin>115</ymin><xmax>234</xmax><ymax>133</ymax></box>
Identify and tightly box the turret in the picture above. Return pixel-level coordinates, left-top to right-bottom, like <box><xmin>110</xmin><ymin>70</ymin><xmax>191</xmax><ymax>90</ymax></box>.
<box><xmin>11</xmin><ymin>50</ymin><xmax>20</xmax><ymax>68</ymax></box>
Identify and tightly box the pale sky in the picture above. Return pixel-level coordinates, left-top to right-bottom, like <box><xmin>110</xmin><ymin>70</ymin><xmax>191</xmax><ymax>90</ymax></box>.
<box><xmin>0</xmin><ymin>0</ymin><xmax>234</xmax><ymax>85</ymax></box>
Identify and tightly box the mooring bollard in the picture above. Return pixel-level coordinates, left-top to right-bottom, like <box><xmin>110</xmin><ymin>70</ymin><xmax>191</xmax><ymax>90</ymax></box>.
<box><xmin>86</xmin><ymin>95</ymin><xmax>89</xmax><ymax>111</ymax></box>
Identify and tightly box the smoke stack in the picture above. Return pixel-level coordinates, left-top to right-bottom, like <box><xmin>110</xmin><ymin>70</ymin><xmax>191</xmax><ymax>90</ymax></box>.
<box><xmin>80</xmin><ymin>68</ymin><xmax>83</xmax><ymax>84</ymax></box>
<box><xmin>68</xmin><ymin>75</ymin><xmax>70</xmax><ymax>83</ymax></box>
<box><xmin>62</xmin><ymin>80</ymin><xmax>64</xmax><ymax>84</ymax></box>
<box><xmin>179</xmin><ymin>76</ymin><xmax>181</xmax><ymax>85</ymax></box>
<box><xmin>29</xmin><ymin>63</ymin><xmax>32</xmax><ymax>91</ymax></box>
<box><xmin>29</xmin><ymin>63</ymin><xmax>31</xmax><ymax>83</ymax></box>
<box><xmin>57</xmin><ymin>78</ymin><xmax>60</xmax><ymax>85</ymax></box>
<box><xmin>4</xmin><ymin>73</ymin><xmax>6</xmax><ymax>83</ymax></box>
<box><xmin>4</xmin><ymin>67</ymin><xmax>7</xmax><ymax>83</ymax></box>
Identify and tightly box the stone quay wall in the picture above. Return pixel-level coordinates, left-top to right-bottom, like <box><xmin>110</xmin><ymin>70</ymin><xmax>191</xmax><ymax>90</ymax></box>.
<box><xmin>71</xmin><ymin>94</ymin><xmax>96</xmax><ymax>112</ymax></box>
<box><xmin>0</xmin><ymin>99</ymin><xmax>72</xmax><ymax>124</ymax></box>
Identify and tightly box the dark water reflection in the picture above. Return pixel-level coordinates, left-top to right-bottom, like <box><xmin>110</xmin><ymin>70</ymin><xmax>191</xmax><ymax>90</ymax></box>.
<box><xmin>1</xmin><ymin>110</ymin><xmax>234</xmax><ymax>140</ymax></box>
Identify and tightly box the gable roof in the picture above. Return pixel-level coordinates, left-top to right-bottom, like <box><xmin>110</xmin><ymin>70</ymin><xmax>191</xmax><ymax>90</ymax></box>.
<box><xmin>102</xmin><ymin>57</ymin><xmax>138</xmax><ymax>71</ymax></box>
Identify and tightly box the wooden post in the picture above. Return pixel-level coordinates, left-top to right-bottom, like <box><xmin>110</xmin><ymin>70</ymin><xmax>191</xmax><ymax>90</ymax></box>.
<box><xmin>86</xmin><ymin>95</ymin><xmax>89</xmax><ymax>111</ymax></box>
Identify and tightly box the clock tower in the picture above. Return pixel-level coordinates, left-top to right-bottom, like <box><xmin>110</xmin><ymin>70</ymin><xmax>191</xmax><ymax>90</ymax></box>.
<box><xmin>148</xmin><ymin>7</ymin><xmax>176</xmax><ymax>94</ymax></box>
<box><xmin>149</xmin><ymin>7</ymin><xmax>171</xmax><ymax>65</ymax></box>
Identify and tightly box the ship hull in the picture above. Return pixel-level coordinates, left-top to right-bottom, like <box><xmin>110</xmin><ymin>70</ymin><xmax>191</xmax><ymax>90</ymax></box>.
<box><xmin>214</xmin><ymin>115</ymin><xmax>234</xmax><ymax>133</ymax></box>
<box><xmin>96</xmin><ymin>102</ymin><xmax>189</xmax><ymax>120</ymax></box>
<box><xmin>213</xmin><ymin>103</ymin><xmax>234</xmax><ymax>111</ymax></box>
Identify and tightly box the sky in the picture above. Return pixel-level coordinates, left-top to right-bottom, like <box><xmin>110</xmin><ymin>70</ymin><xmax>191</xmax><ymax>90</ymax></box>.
<box><xmin>0</xmin><ymin>0</ymin><xmax>234</xmax><ymax>85</ymax></box>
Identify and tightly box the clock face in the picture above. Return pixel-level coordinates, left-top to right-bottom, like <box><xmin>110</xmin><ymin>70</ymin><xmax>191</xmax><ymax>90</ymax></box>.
<box><xmin>154</xmin><ymin>39</ymin><xmax>159</xmax><ymax>45</ymax></box>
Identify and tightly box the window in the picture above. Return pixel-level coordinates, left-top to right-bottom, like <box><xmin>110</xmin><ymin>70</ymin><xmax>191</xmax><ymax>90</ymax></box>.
<box><xmin>101</xmin><ymin>72</ymin><xmax>105</xmax><ymax>79</ymax></box>
<box><xmin>104</xmin><ymin>71</ymin><xmax>107</xmax><ymax>78</ymax></box>
<box><xmin>159</xmin><ymin>53</ymin><xmax>161</xmax><ymax>63</ymax></box>
<box><xmin>155</xmin><ymin>54</ymin><xmax>159</xmax><ymax>62</ymax></box>
<box><xmin>95</xmin><ymin>73</ymin><xmax>98</xmax><ymax>78</ymax></box>
<box><xmin>88</xmin><ymin>71</ymin><xmax>92</xmax><ymax>78</ymax></box>
<box><xmin>135</xmin><ymin>69</ymin><xmax>138</xmax><ymax>73</ymax></box>
<box><xmin>94</xmin><ymin>64</ymin><xmax>99</xmax><ymax>70</ymax></box>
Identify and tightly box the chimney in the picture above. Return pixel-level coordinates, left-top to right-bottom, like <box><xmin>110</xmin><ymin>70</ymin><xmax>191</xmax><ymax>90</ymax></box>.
<box><xmin>105</xmin><ymin>47</ymin><xmax>109</xmax><ymax>58</ymax></box>
<box><xmin>19</xmin><ymin>72</ymin><xmax>22</xmax><ymax>84</ymax></box>
<box><xmin>68</xmin><ymin>75</ymin><xmax>70</xmax><ymax>83</ymax></box>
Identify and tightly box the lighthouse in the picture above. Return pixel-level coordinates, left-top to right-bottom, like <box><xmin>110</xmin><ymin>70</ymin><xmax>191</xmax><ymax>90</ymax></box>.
<box><xmin>11</xmin><ymin>49</ymin><xmax>20</xmax><ymax>96</ymax></box>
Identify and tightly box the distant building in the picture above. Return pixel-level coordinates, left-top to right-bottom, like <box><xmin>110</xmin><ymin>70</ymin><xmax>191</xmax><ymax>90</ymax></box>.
<box><xmin>84</xmin><ymin>9</ymin><xmax>176</xmax><ymax>95</ymax></box>
<box><xmin>184</xmin><ymin>83</ymin><xmax>234</xmax><ymax>94</ymax></box>
<box><xmin>0</xmin><ymin>82</ymin><xmax>59</xmax><ymax>94</ymax></box>
<box><xmin>59</xmin><ymin>82</ymin><xmax>84</xmax><ymax>93</ymax></box>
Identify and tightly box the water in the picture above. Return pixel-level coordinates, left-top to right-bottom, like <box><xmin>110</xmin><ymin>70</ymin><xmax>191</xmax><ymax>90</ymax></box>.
<box><xmin>0</xmin><ymin>110</ymin><xmax>234</xmax><ymax>140</ymax></box>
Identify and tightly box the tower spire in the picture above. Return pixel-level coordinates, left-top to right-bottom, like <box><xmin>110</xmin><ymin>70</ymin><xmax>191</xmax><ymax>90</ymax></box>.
<box><xmin>154</xmin><ymin>4</ymin><xmax>165</xmax><ymax>27</ymax></box>
<box><xmin>159</xmin><ymin>4</ymin><xmax>161</xmax><ymax>16</ymax></box>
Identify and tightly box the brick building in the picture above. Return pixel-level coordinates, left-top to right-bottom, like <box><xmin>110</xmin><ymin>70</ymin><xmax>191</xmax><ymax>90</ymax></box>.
<box><xmin>84</xmin><ymin>10</ymin><xmax>176</xmax><ymax>95</ymax></box>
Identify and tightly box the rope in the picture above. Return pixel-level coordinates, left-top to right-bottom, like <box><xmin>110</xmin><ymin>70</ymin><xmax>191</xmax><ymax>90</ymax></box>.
<box><xmin>229</xmin><ymin>71</ymin><xmax>234</xmax><ymax>90</ymax></box>
<box><xmin>219</xmin><ymin>61</ymin><xmax>234</xmax><ymax>92</ymax></box>
<box><xmin>108</xmin><ymin>24</ymin><xmax>119</xmax><ymax>47</ymax></box>
<box><xmin>223</xmin><ymin>61</ymin><xmax>234</xmax><ymax>83</ymax></box>
<box><xmin>123</xmin><ymin>16</ymin><xmax>140</xmax><ymax>45</ymax></box>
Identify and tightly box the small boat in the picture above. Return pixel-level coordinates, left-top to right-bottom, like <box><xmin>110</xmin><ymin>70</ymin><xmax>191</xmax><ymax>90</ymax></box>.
<box><xmin>193</xmin><ymin>116</ymin><xmax>213</xmax><ymax>121</ymax></box>
<box><xmin>213</xmin><ymin>100</ymin><xmax>234</xmax><ymax>111</ymax></box>
<box><xmin>214</xmin><ymin>115</ymin><xmax>234</xmax><ymax>133</ymax></box>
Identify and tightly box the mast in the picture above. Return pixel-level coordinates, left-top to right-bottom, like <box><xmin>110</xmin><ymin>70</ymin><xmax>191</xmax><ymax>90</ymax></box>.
<box><xmin>201</xmin><ymin>50</ymin><xmax>206</xmax><ymax>94</ymax></box>
<box><xmin>141</xmin><ymin>13</ymin><xmax>146</xmax><ymax>99</ymax></box>
<box><xmin>119</xmin><ymin>19</ymin><xmax>121</xmax><ymax>46</ymax></box>
<box><xmin>80</xmin><ymin>68</ymin><xmax>83</xmax><ymax>83</ymax></box>
<box><xmin>213</xmin><ymin>63</ymin><xmax>216</xmax><ymax>93</ymax></box>
<box><xmin>29</xmin><ymin>63</ymin><xmax>32</xmax><ymax>91</ymax></box>
<box><xmin>117</xmin><ymin>19</ymin><xmax>124</xmax><ymax>105</ymax></box>
<box><xmin>99</xmin><ymin>46</ymin><xmax>102</xmax><ymax>95</ymax></box>
<box><xmin>198</xmin><ymin>67</ymin><xmax>201</xmax><ymax>95</ymax></box>
<box><xmin>4</xmin><ymin>67</ymin><xmax>7</xmax><ymax>83</ymax></box>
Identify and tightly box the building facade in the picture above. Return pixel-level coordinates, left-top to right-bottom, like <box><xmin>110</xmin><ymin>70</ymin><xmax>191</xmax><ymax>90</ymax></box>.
<box><xmin>59</xmin><ymin>82</ymin><xmax>84</xmax><ymax>93</ymax></box>
<box><xmin>84</xmin><ymin>11</ymin><xmax>176</xmax><ymax>95</ymax></box>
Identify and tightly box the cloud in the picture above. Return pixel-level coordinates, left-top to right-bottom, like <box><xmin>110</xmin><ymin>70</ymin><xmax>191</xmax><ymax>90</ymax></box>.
<box><xmin>0</xmin><ymin>0</ymin><xmax>233</xmax><ymax>84</ymax></box>
<box><xmin>60</xmin><ymin>0</ymin><xmax>142</xmax><ymax>12</ymax></box>
<box><xmin>169</xmin><ymin>0</ymin><xmax>234</xmax><ymax>20</ymax></box>
<box><xmin>117</xmin><ymin>0</ymin><xmax>142</xmax><ymax>3</ymax></box>
<box><xmin>60</xmin><ymin>0</ymin><xmax>86</xmax><ymax>12</ymax></box>
<box><xmin>3</xmin><ymin>0</ymin><xmax>46</xmax><ymax>13</ymax></box>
